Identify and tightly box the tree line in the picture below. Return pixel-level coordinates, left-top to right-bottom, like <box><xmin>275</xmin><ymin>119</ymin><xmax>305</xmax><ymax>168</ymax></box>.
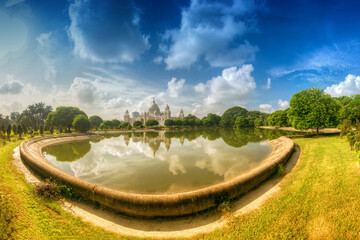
<box><xmin>2</xmin><ymin>87</ymin><xmax>359</xmax><ymax>137</ymax></box>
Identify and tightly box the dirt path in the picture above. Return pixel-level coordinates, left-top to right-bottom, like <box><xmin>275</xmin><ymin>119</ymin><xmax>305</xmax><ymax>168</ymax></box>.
<box><xmin>13</xmin><ymin>145</ymin><xmax>300</xmax><ymax>239</ymax></box>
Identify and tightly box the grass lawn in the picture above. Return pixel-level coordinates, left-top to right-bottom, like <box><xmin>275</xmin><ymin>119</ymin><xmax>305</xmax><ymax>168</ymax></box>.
<box><xmin>1</xmin><ymin>136</ymin><xmax>360</xmax><ymax>239</ymax></box>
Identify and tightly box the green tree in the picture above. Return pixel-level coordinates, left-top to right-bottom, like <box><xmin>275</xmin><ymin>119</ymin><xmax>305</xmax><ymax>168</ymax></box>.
<box><xmin>220</xmin><ymin>106</ymin><xmax>248</xmax><ymax>127</ymax></box>
<box><xmin>268</xmin><ymin>109</ymin><xmax>290</xmax><ymax>127</ymax></box>
<box><xmin>164</xmin><ymin>119</ymin><xmax>175</xmax><ymax>127</ymax></box>
<box><xmin>40</xmin><ymin>125</ymin><xmax>44</xmax><ymax>135</ymax></box>
<box><xmin>202</xmin><ymin>113</ymin><xmax>221</xmax><ymax>127</ymax></box>
<box><xmin>17</xmin><ymin>125</ymin><xmax>23</xmax><ymax>138</ymax></box>
<box><xmin>100</xmin><ymin>120</ymin><xmax>113</xmax><ymax>130</ymax></box>
<box><xmin>174</xmin><ymin>119</ymin><xmax>183</xmax><ymax>127</ymax></box>
<box><xmin>50</xmin><ymin>126</ymin><xmax>54</xmax><ymax>135</ymax></box>
<box><xmin>145</xmin><ymin>119</ymin><xmax>159</xmax><ymax>127</ymax></box>
<box><xmin>119</xmin><ymin>122</ymin><xmax>131</xmax><ymax>129</ymax></box>
<box><xmin>72</xmin><ymin>115</ymin><xmax>91</xmax><ymax>133</ymax></box>
<box><xmin>89</xmin><ymin>115</ymin><xmax>103</xmax><ymax>129</ymax></box>
<box><xmin>45</xmin><ymin>106</ymin><xmax>87</xmax><ymax>132</ymax></box>
<box><xmin>6</xmin><ymin>125</ymin><xmax>11</xmax><ymax>137</ymax></box>
<box><xmin>12</xmin><ymin>125</ymin><xmax>17</xmax><ymax>135</ymax></box>
<box><xmin>288</xmin><ymin>88</ymin><xmax>341</xmax><ymax>134</ymax></box>
<box><xmin>111</xmin><ymin>119</ymin><xmax>121</xmax><ymax>128</ymax></box>
<box><xmin>234</xmin><ymin>116</ymin><xmax>252</xmax><ymax>128</ymax></box>
<box><xmin>133</xmin><ymin>121</ymin><xmax>143</xmax><ymax>128</ymax></box>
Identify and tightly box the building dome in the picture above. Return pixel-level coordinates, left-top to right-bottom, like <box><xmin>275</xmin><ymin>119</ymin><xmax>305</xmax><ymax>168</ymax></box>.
<box><xmin>148</xmin><ymin>98</ymin><xmax>161</xmax><ymax>116</ymax></box>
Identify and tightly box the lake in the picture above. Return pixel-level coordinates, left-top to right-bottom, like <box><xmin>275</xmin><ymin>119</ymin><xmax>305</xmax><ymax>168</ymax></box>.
<box><xmin>43</xmin><ymin>128</ymin><xmax>299</xmax><ymax>194</ymax></box>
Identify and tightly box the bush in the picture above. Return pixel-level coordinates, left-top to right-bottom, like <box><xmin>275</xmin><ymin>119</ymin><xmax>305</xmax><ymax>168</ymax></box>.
<box><xmin>119</xmin><ymin>122</ymin><xmax>131</xmax><ymax>129</ymax></box>
<box><xmin>133</xmin><ymin>121</ymin><xmax>143</xmax><ymax>128</ymax></box>
<box><xmin>72</xmin><ymin>115</ymin><xmax>91</xmax><ymax>133</ymax></box>
<box><xmin>164</xmin><ymin>119</ymin><xmax>175</xmax><ymax>127</ymax></box>
<box><xmin>145</xmin><ymin>119</ymin><xmax>159</xmax><ymax>127</ymax></box>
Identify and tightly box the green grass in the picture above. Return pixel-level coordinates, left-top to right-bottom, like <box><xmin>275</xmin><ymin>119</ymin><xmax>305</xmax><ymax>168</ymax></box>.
<box><xmin>2</xmin><ymin>135</ymin><xmax>360</xmax><ymax>239</ymax></box>
<box><xmin>193</xmin><ymin>136</ymin><xmax>360</xmax><ymax>239</ymax></box>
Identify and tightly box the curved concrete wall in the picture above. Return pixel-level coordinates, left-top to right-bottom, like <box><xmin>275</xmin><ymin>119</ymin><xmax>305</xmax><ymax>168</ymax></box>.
<box><xmin>20</xmin><ymin>133</ymin><xmax>294</xmax><ymax>217</ymax></box>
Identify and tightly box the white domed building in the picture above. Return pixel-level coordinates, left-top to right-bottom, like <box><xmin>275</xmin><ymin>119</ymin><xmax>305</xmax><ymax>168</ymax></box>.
<box><xmin>124</xmin><ymin>98</ymin><xmax>185</xmax><ymax>126</ymax></box>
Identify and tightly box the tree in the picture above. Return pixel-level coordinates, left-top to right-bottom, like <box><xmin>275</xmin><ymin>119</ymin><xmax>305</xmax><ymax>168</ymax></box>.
<box><xmin>17</xmin><ymin>125</ymin><xmax>23</xmax><ymax>138</ymax></box>
<box><xmin>50</xmin><ymin>126</ymin><xmax>54</xmax><ymax>135</ymax></box>
<box><xmin>100</xmin><ymin>120</ymin><xmax>113</xmax><ymax>130</ymax></box>
<box><xmin>40</xmin><ymin>125</ymin><xmax>44</xmax><ymax>135</ymax></box>
<box><xmin>111</xmin><ymin>119</ymin><xmax>121</xmax><ymax>128</ymax></box>
<box><xmin>12</xmin><ymin>125</ymin><xmax>17</xmax><ymax>135</ymax></box>
<box><xmin>288</xmin><ymin>88</ymin><xmax>341</xmax><ymax>134</ymax></box>
<box><xmin>174</xmin><ymin>119</ymin><xmax>183</xmax><ymax>127</ymax></box>
<box><xmin>220</xmin><ymin>106</ymin><xmax>248</xmax><ymax>127</ymax></box>
<box><xmin>234</xmin><ymin>116</ymin><xmax>251</xmax><ymax>128</ymax></box>
<box><xmin>89</xmin><ymin>115</ymin><xmax>103</xmax><ymax>129</ymax></box>
<box><xmin>145</xmin><ymin>119</ymin><xmax>159</xmax><ymax>127</ymax></box>
<box><xmin>6</xmin><ymin>125</ymin><xmax>11</xmax><ymax>137</ymax></box>
<box><xmin>164</xmin><ymin>119</ymin><xmax>175</xmax><ymax>127</ymax></box>
<box><xmin>268</xmin><ymin>109</ymin><xmax>290</xmax><ymax>127</ymax></box>
<box><xmin>72</xmin><ymin>115</ymin><xmax>91</xmax><ymax>133</ymax></box>
<box><xmin>133</xmin><ymin>121</ymin><xmax>143</xmax><ymax>128</ymax></box>
<box><xmin>45</xmin><ymin>106</ymin><xmax>87</xmax><ymax>132</ymax></box>
<box><xmin>119</xmin><ymin>122</ymin><xmax>131</xmax><ymax>129</ymax></box>
<box><xmin>202</xmin><ymin>113</ymin><xmax>221</xmax><ymax>127</ymax></box>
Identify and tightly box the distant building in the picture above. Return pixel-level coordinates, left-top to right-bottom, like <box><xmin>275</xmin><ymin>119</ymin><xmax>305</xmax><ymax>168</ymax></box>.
<box><xmin>124</xmin><ymin>98</ymin><xmax>185</xmax><ymax>126</ymax></box>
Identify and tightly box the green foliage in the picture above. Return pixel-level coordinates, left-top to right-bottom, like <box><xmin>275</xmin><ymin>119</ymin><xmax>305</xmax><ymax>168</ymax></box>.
<box><xmin>145</xmin><ymin>119</ymin><xmax>159</xmax><ymax>127</ymax></box>
<box><xmin>89</xmin><ymin>115</ymin><xmax>103</xmax><ymax>129</ymax></box>
<box><xmin>174</xmin><ymin>119</ymin><xmax>183</xmax><ymax>126</ymax></box>
<box><xmin>17</xmin><ymin>125</ymin><xmax>22</xmax><ymax>138</ymax></box>
<box><xmin>111</xmin><ymin>119</ymin><xmax>121</xmax><ymax>128</ymax></box>
<box><xmin>39</xmin><ymin>125</ymin><xmax>44</xmax><ymax>135</ymax></box>
<box><xmin>45</xmin><ymin>106</ymin><xmax>86</xmax><ymax>132</ymax></box>
<box><xmin>6</xmin><ymin>125</ymin><xmax>11</xmax><ymax>137</ymax></box>
<box><xmin>72</xmin><ymin>115</ymin><xmax>91</xmax><ymax>133</ymax></box>
<box><xmin>268</xmin><ymin>109</ymin><xmax>290</xmax><ymax>127</ymax></box>
<box><xmin>339</xmin><ymin>95</ymin><xmax>360</xmax><ymax>124</ymax></box>
<box><xmin>340</xmin><ymin>119</ymin><xmax>352</xmax><ymax>138</ymax></box>
<box><xmin>119</xmin><ymin>122</ymin><xmax>131</xmax><ymax>129</ymax></box>
<box><xmin>234</xmin><ymin>116</ymin><xmax>252</xmax><ymax>128</ymax></box>
<box><xmin>133</xmin><ymin>121</ymin><xmax>143</xmax><ymax>128</ymax></box>
<box><xmin>288</xmin><ymin>88</ymin><xmax>341</xmax><ymax>133</ymax></box>
<box><xmin>49</xmin><ymin>126</ymin><xmax>54</xmax><ymax>135</ymax></box>
<box><xmin>220</xmin><ymin>106</ymin><xmax>248</xmax><ymax>127</ymax></box>
<box><xmin>164</xmin><ymin>119</ymin><xmax>175</xmax><ymax>127</ymax></box>
<box><xmin>99</xmin><ymin>120</ymin><xmax>113</xmax><ymax>130</ymax></box>
<box><xmin>202</xmin><ymin>113</ymin><xmax>221</xmax><ymax>127</ymax></box>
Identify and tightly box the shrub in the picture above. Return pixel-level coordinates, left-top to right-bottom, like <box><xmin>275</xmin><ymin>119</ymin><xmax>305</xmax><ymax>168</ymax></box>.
<box><xmin>133</xmin><ymin>121</ymin><xmax>143</xmax><ymax>128</ymax></box>
<box><xmin>164</xmin><ymin>119</ymin><xmax>175</xmax><ymax>127</ymax></box>
<box><xmin>145</xmin><ymin>119</ymin><xmax>159</xmax><ymax>127</ymax></box>
<box><xmin>72</xmin><ymin>115</ymin><xmax>91</xmax><ymax>133</ymax></box>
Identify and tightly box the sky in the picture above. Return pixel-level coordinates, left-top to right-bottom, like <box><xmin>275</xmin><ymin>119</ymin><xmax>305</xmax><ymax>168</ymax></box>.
<box><xmin>1</xmin><ymin>0</ymin><xmax>360</xmax><ymax>120</ymax></box>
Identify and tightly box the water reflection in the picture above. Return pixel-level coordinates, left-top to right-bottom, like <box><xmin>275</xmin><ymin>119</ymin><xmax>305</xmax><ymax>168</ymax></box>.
<box><xmin>43</xmin><ymin>128</ymin><xmax>300</xmax><ymax>194</ymax></box>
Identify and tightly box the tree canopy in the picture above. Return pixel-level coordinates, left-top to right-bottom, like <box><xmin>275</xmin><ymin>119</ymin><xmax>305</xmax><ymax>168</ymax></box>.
<box><xmin>288</xmin><ymin>88</ymin><xmax>340</xmax><ymax>134</ymax></box>
<box><xmin>220</xmin><ymin>106</ymin><xmax>248</xmax><ymax>127</ymax></box>
<box><xmin>145</xmin><ymin>119</ymin><xmax>159</xmax><ymax>127</ymax></box>
<box><xmin>45</xmin><ymin>106</ymin><xmax>86</xmax><ymax>132</ymax></box>
<box><xmin>89</xmin><ymin>115</ymin><xmax>103</xmax><ymax>129</ymax></box>
<box><xmin>268</xmin><ymin>109</ymin><xmax>290</xmax><ymax>127</ymax></box>
<box><xmin>72</xmin><ymin>115</ymin><xmax>91</xmax><ymax>133</ymax></box>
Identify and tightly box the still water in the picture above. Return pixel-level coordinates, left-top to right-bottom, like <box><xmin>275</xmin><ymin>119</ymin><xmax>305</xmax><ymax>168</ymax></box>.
<box><xmin>43</xmin><ymin>128</ymin><xmax>298</xmax><ymax>194</ymax></box>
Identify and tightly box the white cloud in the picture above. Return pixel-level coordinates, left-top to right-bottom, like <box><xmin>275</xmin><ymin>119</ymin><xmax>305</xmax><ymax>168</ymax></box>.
<box><xmin>259</xmin><ymin>104</ymin><xmax>274</xmax><ymax>113</ymax></box>
<box><xmin>192</xmin><ymin>64</ymin><xmax>256</xmax><ymax>115</ymax></box>
<box><xmin>70</xmin><ymin>77</ymin><xmax>101</xmax><ymax>105</ymax></box>
<box><xmin>162</xmin><ymin>0</ymin><xmax>257</xmax><ymax>69</ymax></box>
<box><xmin>262</xmin><ymin>77</ymin><xmax>271</xmax><ymax>89</ymax></box>
<box><xmin>167</xmin><ymin>78</ymin><xmax>185</xmax><ymax>98</ymax></box>
<box><xmin>0</xmin><ymin>75</ymin><xmax>24</xmax><ymax>95</ymax></box>
<box><xmin>278</xmin><ymin>99</ymin><xmax>289</xmax><ymax>110</ymax></box>
<box><xmin>68</xmin><ymin>0</ymin><xmax>149</xmax><ymax>63</ymax></box>
<box><xmin>104</xmin><ymin>97</ymin><xmax>132</xmax><ymax>109</ymax></box>
<box><xmin>153</xmin><ymin>56</ymin><xmax>163</xmax><ymax>64</ymax></box>
<box><xmin>269</xmin><ymin>41</ymin><xmax>360</xmax><ymax>80</ymax></box>
<box><xmin>0</xmin><ymin>10</ymin><xmax>27</xmax><ymax>59</ymax></box>
<box><xmin>325</xmin><ymin>74</ymin><xmax>360</xmax><ymax>97</ymax></box>
<box><xmin>5</xmin><ymin>0</ymin><xmax>25</xmax><ymax>8</ymax></box>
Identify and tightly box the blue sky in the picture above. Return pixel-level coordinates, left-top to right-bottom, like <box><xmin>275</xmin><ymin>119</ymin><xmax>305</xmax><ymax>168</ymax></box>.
<box><xmin>1</xmin><ymin>0</ymin><xmax>360</xmax><ymax>119</ymax></box>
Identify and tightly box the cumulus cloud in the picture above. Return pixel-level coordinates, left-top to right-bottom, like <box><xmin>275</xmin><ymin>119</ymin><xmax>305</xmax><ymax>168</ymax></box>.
<box><xmin>278</xmin><ymin>99</ymin><xmax>289</xmax><ymax>110</ymax></box>
<box><xmin>162</xmin><ymin>0</ymin><xmax>257</xmax><ymax>69</ymax></box>
<box><xmin>167</xmin><ymin>78</ymin><xmax>185</xmax><ymax>98</ymax></box>
<box><xmin>104</xmin><ymin>97</ymin><xmax>132</xmax><ymax>109</ymax></box>
<box><xmin>325</xmin><ymin>74</ymin><xmax>360</xmax><ymax>97</ymax></box>
<box><xmin>0</xmin><ymin>75</ymin><xmax>24</xmax><ymax>94</ymax></box>
<box><xmin>193</xmin><ymin>64</ymin><xmax>256</xmax><ymax>115</ymax></box>
<box><xmin>68</xmin><ymin>0</ymin><xmax>149</xmax><ymax>63</ymax></box>
<box><xmin>259</xmin><ymin>104</ymin><xmax>274</xmax><ymax>113</ymax></box>
<box><xmin>70</xmin><ymin>77</ymin><xmax>101</xmax><ymax>105</ymax></box>
<box><xmin>0</xmin><ymin>10</ymin><xmax>27</xmax><ymax>59</ymax></box>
